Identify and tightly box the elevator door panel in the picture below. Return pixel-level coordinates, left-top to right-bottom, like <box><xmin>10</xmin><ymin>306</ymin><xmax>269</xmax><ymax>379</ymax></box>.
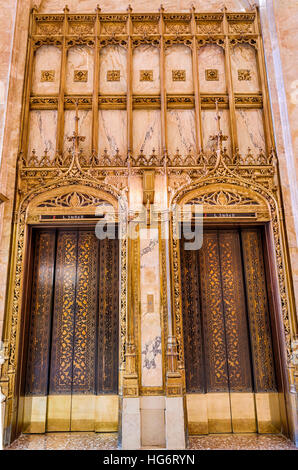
<box><xmin>24</xmin><ymin>229</ymin><xmax>119</xmax><ymax>433</ymax></box>
<box><xmin>181</xmin><ymin>227</ymin><xmax>279</xmax><ymax>434</ymax></box>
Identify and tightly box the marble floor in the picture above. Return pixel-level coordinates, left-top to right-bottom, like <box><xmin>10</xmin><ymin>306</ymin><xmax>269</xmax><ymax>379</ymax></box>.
<box><xmin>6</xmin><ymin>433</ymin><xmax>298</xmax><ymax>450</ymax></box>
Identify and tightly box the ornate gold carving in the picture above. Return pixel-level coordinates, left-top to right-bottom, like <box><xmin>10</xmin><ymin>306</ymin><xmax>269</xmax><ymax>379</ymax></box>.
<box><xmin>167</xmin><ymin>95</ymin><xmax>195</xmax><ymax>108</ymax></box>
<box><xmin>98</xmin><ymin>95</ymin><xmax>126</xmax><ymax>109</ymax></box>
<box><xmin>238</xmin><ymin>69</ymin><xmax>251</xmax><ymax>81</ymax></box>
<box><xmin>37</xmin><ymin>23</ymin><xmax>62</xmax><ymax>35</ymax></box>
<box><xmin>229</xmin><ymin>22</ymin><xmax>254</xmax><ymax>34</ymax></box>
<box><xmin>132</xmin><ymin>37</ymin><xmax>160</xmax><ymax>48</ymax></box>
<box><xmin>69</xmin><ymin>23</ymin><xmax>94</xmax><ymax>35</ymax></box>
<box><xmin>197</xmin><ymin>21</ymin><xmax>222</xmax><ymax>34</ymax></box>
<box><xmin>195</xmin><ymin>13</ymin><xmax>224</xmax><ymax>22</ymax></box>
<box><xmin>67</xmin><ymin>38</ymin><xmax>95</xmax><ymax>48</ymax></box>
<box><xmin>33</xmin><ymin>38</ymin><xmax>63</xmax><ymax>50</ymax></box>
<box><xmin>205</xmin><ymin>69</ymin><xmax>219</xmax><ymax>81</ymax></box>
<box><xmin>74</xmin><ymin>70</ymin><xmax>88</xmax><ymax>82</ymax></box>
<box><xmin>40</xmin><ymin>70</ymin><xmax>55</xmax><ymax>82</ymax></box>
<box><xmin>188</xmin><ymin>190</ymin><xmax>260</xmax><ymax>207</ymax></box>
<box><xmin>133</xmin><ymin>95</ymin><xmax>160</xmax><ymax>108</ymax></box>
<box><xmin>172</xmin><ymin>70</ymin><xmax>186</xmax><ymax>82</ymax></box>
<box><xmin>133</xmin><ymin>22</ymin><xmax>158</xmax><ymax>35</ymax></box>
<box><xmin>230</xmin><ymin>37</ymin><xmax>257</xmax><ymax>49</ymax></box>
<box><xmin>197</xmin><ymin>37</ymin><xmax>225</xmax><ymax>49</ymax></box>
<box><xmin>100</xmin><ymin>22</ymin><xmax>127</xmax><ymax>35</ymax></box>
<box><xmin>164</xmin><ymin>36</ymin><xmax>192</xmax><ymax>49</ymax></box>
<box><xmin>234</xmin><ymin>94</ymin><xmax>263</xmax><ymax>108</ymax></box>
<box><xmin>30</xmin><ymin>96</ymin><xmax>58</xmax><ymax>109</ymax></box>
<box><xmin>165</xmin><ymin>22</ymin><xmax>190</xmax><ymax>34</ymax></box>
<box><xmin>140</xmin><ymin>70</ymin><xmax>153</xmax><ymax>82</ymax></box>
<box><xmin>107</xmin><ymin>70</ymin><xmax>120</xmax><ymax>82</ymax></box>
<box><xmin>37</xmin><ymin>191</ymin><xmax>111</xmax><ymax>209</ymax></box>
<box><xmin>64</xmin><ymin>96</ymin><xmax>92</xmax><ymax>109</ymax></box>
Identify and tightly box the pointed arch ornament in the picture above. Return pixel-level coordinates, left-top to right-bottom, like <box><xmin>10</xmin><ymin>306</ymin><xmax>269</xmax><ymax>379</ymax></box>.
<box><xmin>1</xmin><ymin>147</ymin><xmax>130</xmax><ymax>425</ymax></box>
<box><xmin>168</xmin><ymin>151</ymin><xmax>295</xmax><ymax>388</ymax></box>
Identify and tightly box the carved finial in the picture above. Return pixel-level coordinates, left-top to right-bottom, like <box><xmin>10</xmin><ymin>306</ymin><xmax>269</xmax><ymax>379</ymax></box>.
<box><xmin>32</xmin><ymin>4</ymin><xmax>39</xmax><ymax>14</ymax></box>
<box><xmin>160</xmin><ymin>4</ymin><xmax>165</xmax><ymax>13</ymax></box>
<box><xmin>191</xmin><ymin>4</ymin><xmax>195</xmax><ymax>13</ymax></box>
<box><xmin>96</xmin><ymin>4</ymin><xmax>101</xmax><ymax>13</ymax></box>
<box><xmin>220</xmin><ymin>4</ymin><xmax>228</xmax><ymax>12</ymax></box>
<box><xmin>63</xmin><ymin>4</ymin><xmax>69</xmax><ymax>14</ymax></box>
<box><xmin>127</xmin><ymin>4</ymin><xmax>132</xmax><ymax>13</ymax></box>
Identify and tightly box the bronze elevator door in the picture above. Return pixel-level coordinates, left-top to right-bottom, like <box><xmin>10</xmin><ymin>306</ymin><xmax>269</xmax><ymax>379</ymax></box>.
<box><xmin>23</xmin><ymin>229</ymin><xmax>119</xmax><ymax>432</ymax></box>
<box><xmin>181</xmin><ymin>228</ymin><xmax>280</xmax><ymax>434</ymax></box>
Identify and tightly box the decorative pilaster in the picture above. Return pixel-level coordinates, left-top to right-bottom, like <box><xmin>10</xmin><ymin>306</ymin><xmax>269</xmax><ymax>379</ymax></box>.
<box><xmin>56</xmin><ymin>5</ymin><xmax>69</xmax><ymax>153</ymax></box>
<box><xmin>222</xmin><ymin>6</ymin><xmax>238</xmax><ymax>154</ymax></box>
<box><xmin>191</xmin><ymin>5</ymin><xmax>203</xmax><ymax>153</ymax></box>
<box><xmin>92</xmin><ymin>5</ymin><xmax>100</xmax><ymax>153</ymax></box>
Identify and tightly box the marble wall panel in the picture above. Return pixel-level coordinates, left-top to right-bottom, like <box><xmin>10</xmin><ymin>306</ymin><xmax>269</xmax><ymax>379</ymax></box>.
<box><xmin>39</xmin><ymin>1</ymin><xmax>250</xmax><ymax>13</ymax></box>
<box><xmin>198</xmin><ymin>44</ymin><xmax>226</xmax><ymax>94</ymax></box>
<box><xmin>98</xmin><ymin>109</ymin><xmax>127</xmax><ymax>157</ymax></box>
<box><xmin>32</xmin><ymin>46</ymin><xmax>61</xmax><ymax>96</ymax></box>
<box><xmin>165</xmin><ymin>45</ymin><xmax>193</xmax><ymax>94</ymax></box>
<box><xmin>27</xmin><ymin>110</ymin><xmax>57</xmax><ymax>158</ymax></box>
<box><xmin>99</xmin><ymin>45</ymin><xmax>127</xmax><ymax>95</ymax></box>
<box><xmin>140</xmin><ymin>228</ymin><xmax>162</xmax><ymax>388</ymax></box>
<box><xmin>167</xmin><ymin>109</ymin><xmax>196</xmax><ymax>156</ymax></box>
<box><xmin>201</xmin><ymin>109</ymin><xmax>231</xmax><ymax>154</ymax></box>
<box><xmin>236</xmin><ymin>109</ymin><xmax>265</xmax><ymax>156</ymax></box>
<box><xmin>133</xmin><ymin>110</ymin><xmax>162</xmax><ymax>156</ymax></box>
<box><xmin>230</xmin><ymin>44</ymin><xmax>260</xmax><ymax>94</ymax></box>
<box><xmin>66</xmin><ymin>46</ymin><xmax>94</xmax><ymax>95</ymax></box>
<box><xmin>133</xmin><ymin>46</ymin><xmax>160</xmax><ymax>95</ymax></box>
<box><xmin>64</xmin><ymin>109</ymin><xmax>92</xmax><ymax>153</ymax></box>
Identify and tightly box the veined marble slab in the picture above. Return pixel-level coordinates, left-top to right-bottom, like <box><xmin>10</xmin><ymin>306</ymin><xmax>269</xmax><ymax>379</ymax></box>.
<box><xmin>165</xmin><ymin>45</ymin><xmax>193</xmax><ymax>94</ymax></box>
<box><xmin>140</xmin><ymin>228</ymin><xmax>163</xmax><ymax>388</ymax></box>
<box><xmin>236</xmin><ymin>109</ymin><xmax>265</xmax><ymax>156</ymax></box>
<box><xmin>98</xmin><ymin>109</ymin><xmax>127</xmax><ymax>157</ymax></box>
<box><xmin>202</xmin><ymin>108</ymin><xmax>231</xmax><ymax>154</ymax></box>
<box><xmin>198</xmin><ymin>44</ymin><xmax>227</xmax><ymax>94</ymax></box>
<box><xmin>66</xmin><ymin>46</ymin><xmax>94</xmax><ymax>95</ymax></box>
<box><xmin>133</xmin><ymin>45</ymin><xmax>160</xmax><ymax>95</ymax></box>
<box><xmin>230</xmin><ymin>44</ymin><xmax>260</xmax><ymax>94</ymax></box>
<box><xmin>28</xmin><ymin>110</ymin><xmax>57</xmax><ymax>158</ymax></box>
<box><xmin>32</xmin><ymin>45</ymin><xmax>61</xmax><ymax>96</ymax></box>
<box><xmin>64</xmin><ymin>109</ymin><xmax>92</xmax><ymax>153</ymax></box>
<box><xmin>39</xmin><ymin>1</ymin><xmax>249</xmax><ymax>13</ymax></box>
<box><xmin>133</xmin><ymin>109</ymin><xmax>162</xmax><ymax>156</ymax></box>
<box><xmin>167</xmin><ymin>109</ymin><xmax>196</xmax><ymax>156</ymax></box>
<box><xmin>99</xmin><ymin>45</ymin><xmax>127</xmax><ymax>95</ymax></box>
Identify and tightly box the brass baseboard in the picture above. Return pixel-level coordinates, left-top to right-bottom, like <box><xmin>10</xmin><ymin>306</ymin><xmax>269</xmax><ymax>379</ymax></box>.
<box><xmin>23</xmin><ymin>394</ymin><xmax>119</xmax><ymax>433</ymax></box>
<box><xmin>186</xmin><ymin>392</ymin><xmax>281</xmax><ymax>435</ymax></box>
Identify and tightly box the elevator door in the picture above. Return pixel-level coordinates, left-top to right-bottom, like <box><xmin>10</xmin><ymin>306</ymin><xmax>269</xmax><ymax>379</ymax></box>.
<box><xmin>181</xmin><ymin>228</ymin><xmax>281</xmax><ymax>434</ymax></box>
<box><xmin>23</xmin><ymin>229</ymin><xmax>119</xmax><ymax>432</ymax></box>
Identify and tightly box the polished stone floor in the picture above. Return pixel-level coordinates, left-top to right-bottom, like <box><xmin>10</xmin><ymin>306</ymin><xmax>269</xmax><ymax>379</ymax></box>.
<box><xmin>6</xmin><ymin>432</ymin><xmax>298</xmax><ymax>450</ymax></box>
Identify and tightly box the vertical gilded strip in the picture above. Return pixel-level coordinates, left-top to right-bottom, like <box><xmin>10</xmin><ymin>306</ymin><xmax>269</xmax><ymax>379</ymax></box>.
<box><xmin>72</xmin><ymin>231</ymin><xmax>98</xmax><ymax>394</ymax></box>
<box><xmin>159</xmin><ymin>7</ymin><xmax>168</xmax><ymax>155</ymax></box>
<box><xmin>56</xmin><ymin>7</ymin><xmax>68</xmax><ymax>153</ymax></box>
<box><xmin>25</xmin><ymin>231</ymin><xmax>56</xmax><ymax>395</ymax></box>
<box><xmin>241</xmin><ymin>228</ymin><xmax>277</xmax><ymax>392</ymax></box>
<box><xmin>198</xmin><ymin>231</ymin><xmax>229</xmax><ymax>392</ymax></box>
<box><xmin>97</xmin><ymin>238</ymin><xmax>120</xmax><ymax>394</ymax></box>
<box><xmin>223</xmin><ymin>9</ymin><xmax>238</xmax><ymax>153</ymax></box>
<box><xmin>49</xmin><ymin>231</ymin><xmax>77</xmax><ymax>394</ymax></box>
<box><xmin>218</xmin><ymin>230</ymin><xmax>253</xmax><ymax>392</ymax></box>
<box><xmin>191</xmin><ymin>7</ymin><xmax>203</xmax><ymax>153</ymax></box>
<box><xmin>180</xmin><ymin>239</ymin><xmax>205</xmax><ymax>392</ymax></box>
